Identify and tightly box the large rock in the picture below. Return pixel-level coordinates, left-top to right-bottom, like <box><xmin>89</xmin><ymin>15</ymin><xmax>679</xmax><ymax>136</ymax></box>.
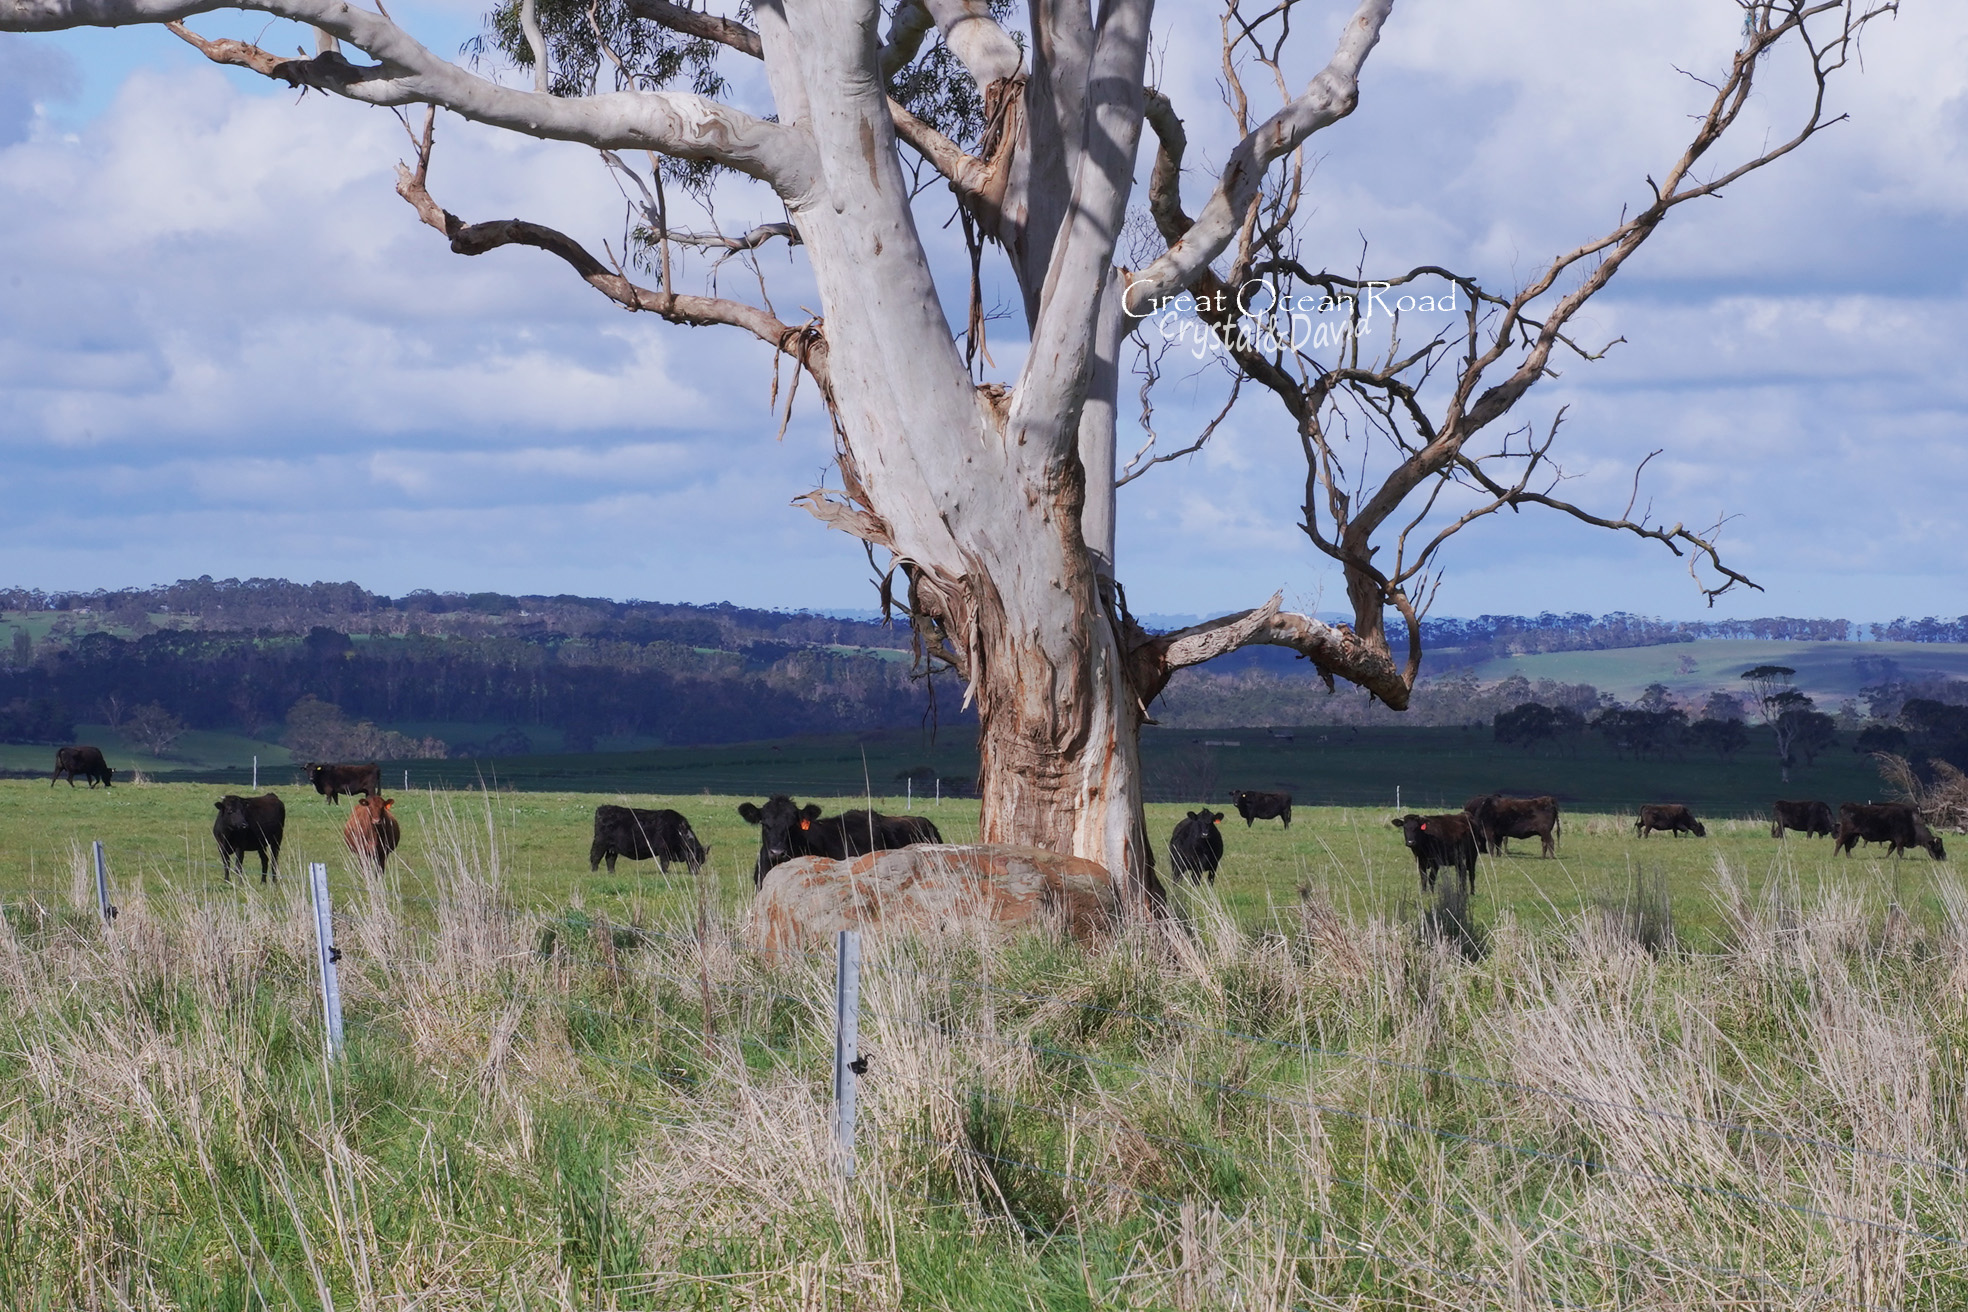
<box><xmin>744</xmin><ymin>844</ymin><xmax>1118</xmax><ymax>952</ymax></box>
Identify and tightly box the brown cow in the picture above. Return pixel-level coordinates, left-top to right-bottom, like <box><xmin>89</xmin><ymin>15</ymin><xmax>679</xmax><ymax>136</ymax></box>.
<box><xmin>1834</xmin><ymin>803</ymin><xmax>1945</xmax><ymax>860</ymax></box>
<box><xmin>1636</xmin><ymin>804</ymin><xmax>1706</xmax><ymax>838</ymax></box>
<box><xmin>1771</xmin><ymin>799</ymin><xmax>1834</xmax><ymax>839</ymax></box>
<box><xmin>1463</xmin><ymin>794</ymin><xmax>1560</xmax><ymax>857</ymax></box>
<box><xmin>51</xmin><ymin>745</ymin><xmax>113</xmax><ymax>788</ymax></box>
<box><xmin>308</xmin><ymin>761</ymin><xmax>381</xmax><ymax>804</ymax></box>
<box><xmin>342</xmin><ymin>795</ymin><xmax>402</xmax><ymax>871</ymax></box>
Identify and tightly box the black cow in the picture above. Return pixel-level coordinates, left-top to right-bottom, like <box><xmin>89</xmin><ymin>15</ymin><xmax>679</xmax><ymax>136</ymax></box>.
<box><xmin>213</xmin><ymin>793</ymin><xmax>286</xmax><ymax>882</ymax></box>
<box><xmin>1463</xmin><ymin>793</ymin><xmax>1560</xmax><ymax>857</ymax></box>
<box><xmin>51</xmin><ymin>745</ymin><xmax>113</xmax><ymax>789</ymax></box>
<box><xmin>589</xmin><ymin>805</ymin><xmax>708</xmax><ymax>874</ymax></box>
<box><xmin>737</xmin><ymin>795</ymin><xmax>945</xmax><ymax>886</ymax></box>
<box><xmin>1168</xmin><ymin>810</ymin><xmax>1225</xmax><ymax>883</ymax></box>
<box><xmin>1391</xmin><ymin>813</ymin><xmax>1478</xmax><ymax>893</ymax></box>
<box><xmin>1636</xmin><ymin>804</ymin><xmax>1706</xmax><ymax>838</ymax></box>
<box><xmin>307</xmin><ymin>761</ymin><xmax>380</xmax><ymax>804</ymax></box>
<box><xmin>1835</xmin><ymin>802</ymin><xmax>1946</xmax><ymax>860</ymax></box>
<box><xmin>1771</xmin><ymin>799</ymin><xmax>1835</xmax><ymax>839</ymax></box>
<box><xmin>1228</xmin><ymin>789</ymin><xmax>1292</xmax><ymax>828</ymax></box>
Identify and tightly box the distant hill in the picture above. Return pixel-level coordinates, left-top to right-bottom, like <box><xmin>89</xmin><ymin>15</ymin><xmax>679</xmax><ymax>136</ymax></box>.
<box><xmin>3</xmin><ymin>579</ymin><xmax>1965</xmax><ymax>756</ymax></box>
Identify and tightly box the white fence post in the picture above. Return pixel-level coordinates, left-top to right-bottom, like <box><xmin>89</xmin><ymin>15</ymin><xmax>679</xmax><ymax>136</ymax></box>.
<box><xmin>1396</xmin><ymin>785</ymin><xmax>1402</xmax><ymax>811</ymax></box>
<box><xmin>252</xmin><ymin>755</ymin><xmax>258</xmax><ymax>790</ymax></box>
<box><xmin>833</xmin><ymin>929</ymin><xmax>862</xmax><ymax>1179</ymax></box>
<box><xmin>906</xmin><ymin>777</ymin><xmax>912</xmax><ymax>811</ymax></box>
<box><xmin>308</xmin><ymin>862</ymin><xmax>345</xmax><ymax>1059</ymax></box>
<box><xmin>91</xmin><ymin>840</ymin><xmax>116</xmax><ymax>924</ymax></box>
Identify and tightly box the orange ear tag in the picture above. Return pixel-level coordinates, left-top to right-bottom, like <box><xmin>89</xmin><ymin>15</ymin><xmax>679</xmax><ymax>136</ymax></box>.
<box><xmin>800</xmin><ymin>819</ymin><xmax>811</xmax><ymax>830</ymax></box>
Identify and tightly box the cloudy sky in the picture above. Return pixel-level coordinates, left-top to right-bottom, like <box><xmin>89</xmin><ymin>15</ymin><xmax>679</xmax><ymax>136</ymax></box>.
<box><xmin>2</xmin><ymin>1</ymin><xmax>1964</xmax><ymax>623</ymax></box>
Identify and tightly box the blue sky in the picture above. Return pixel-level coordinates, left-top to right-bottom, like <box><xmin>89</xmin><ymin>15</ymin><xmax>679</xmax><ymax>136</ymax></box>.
<box><xmin>3</xmin><ymin>1</ymin><xmax>1965</xmax><ymax>623</ymax></box>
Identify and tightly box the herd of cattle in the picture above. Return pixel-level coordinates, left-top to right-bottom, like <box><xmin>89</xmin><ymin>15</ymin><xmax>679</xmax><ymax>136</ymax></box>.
<box><xmin>1383</xmin><ymin>793</ymin><xmax>1945</xmax><ymax>895</ymax></box>
<box><xmin>44</xmin><ymin>747</ymin><xmax>1952</xmax><ymax>892</ymax></box>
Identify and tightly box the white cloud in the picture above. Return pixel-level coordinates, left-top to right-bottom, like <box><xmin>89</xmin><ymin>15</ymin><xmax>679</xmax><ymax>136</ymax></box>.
<box><xmin>3</xmin><ymin>4</ymin><xmax>1965</xmax><ymax>624</ymax></box>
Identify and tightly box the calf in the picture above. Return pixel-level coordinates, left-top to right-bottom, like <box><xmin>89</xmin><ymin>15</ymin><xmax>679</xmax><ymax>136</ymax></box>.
<box><xmin>342</xmin><ymin>795</ymin><xmax>402</xmax><ymax>871</ymax></box>
<box><xmin>1637</xmin><ymin>804</ymin><xmax>1706</xmax><ymax>838</ymax></box>
<box><xmin>737</xmin><ymin>795</ymin><xmax>945</xmax><ymax>886</ymax></box>
<box><xmin>213</xmin><ymin>792</ymin><xmax>286</xmax><ymax>882</ymax></box>
<box><xmin>1835</xmin><ymin>802</ymin><xmax>1946</xmax><ymax>860</ymax></box>
<box><xmin>1391</xmin><ymin>813</ymin><xmax>1478</xmax><ymax>893</ymax></box>
<box><xmin>1771</xmin><ymin>799</ymin><xmax>1835</xmax><ymax>839</ymax></box>
<box><xmin>1228</xmin><ymin>789</ymin><xmax>1292</xmax><ymax>828</ymax></box>
<box><xmin>1463</xmin><ymin>793</ymin><xmax>1560</xmax><ymax>857</ymax></box>
<box><xmin>589</xmin><ymin>805</ymin><xmax>708</xmax><ymax>874</ymax></box>
<box><xmin>308</xmin><ymin>761</ymin><xmax>381</xmax><ymax>804</ymax></box>
<box><xmin>1168</xmin><ymin>810</ymin><xmax>1225</xmax><ymax>884</ymax></box>
<box><xmin>51</xmin><ymin>745</ymin><xmax>113</xmax><ymax>788</ymax></box>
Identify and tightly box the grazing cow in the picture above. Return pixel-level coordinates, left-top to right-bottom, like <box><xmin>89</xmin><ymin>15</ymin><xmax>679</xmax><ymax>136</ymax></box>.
<box><xmin>213</xmin><ymin>793</ymin><xmax>286</xmax><ymax>882</ymax></box>
<box><xmin>1834</xmin><ymin>802</ymin><xmax>1946</xmax><ymax>860</ymax></box>
<box><xmin>1227</xmin><ymin>790</ymin><xmax>1292</xmax><ymax>828</ymax></box>
<box><xmin>737</xmin><ymin>795</ymin><xmax>945</xmax><ymax>886</ymax></box>
<box><xmin>589</xmin><ymin>805</ymin><xmax>709</xmax><ymax>874</ymax></box>
<box><xmin>1463</xmin><ymin>793</ymin><xmax>1560</xmax><ymax>857</ymax></box>
<box><xmin>307</xmin><ymin>761</ymin><xmax>381</xmax><ymax>804</ymax></box>
<box><xmin>1168</xmin><ymin>811</ymin><xmax>1226</xmax><ymax>884</ymax></box>
<box><xmin>1391</xmin><ymin>813</ymin><xmax>1478</xmax><ymax>893</ymax></box>
<box><xmin>50</xmin><ymin>745</ymin><xmax>113</xmax><ymax>789</ymax></box>
<box><xmin>1637</xmin><ymin>804</ymin><xmax>1707</xmax><ymax>838</ymax></box>
<box><xmin>342</xmin><ymin>795</ymin><xmax>402</xmax><ymax>871</ymax></box>
<box><xmin>1771</xmin><ymin>799</ymin><xmax>1835</xmax><ymax>839</ymax></box>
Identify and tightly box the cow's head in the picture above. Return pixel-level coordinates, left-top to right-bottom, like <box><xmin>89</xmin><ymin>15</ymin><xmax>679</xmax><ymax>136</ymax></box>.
<box><xmin>738</xmin><ymin>795</ymin><xmax>822</xmax><ymax>883</ymax></box>
<box><xmin>1690</xmin><ymin>818</ymin><xmax>1708</xmax><ymax>837</ymax></box>
<box><xmin>678</xmin><ymin>822</ymin><xmax>709</xmax><ymax>868</ymax></box>
<box><xmin>1391</xmin><ymin>814</ymin><xmax>1427</xmax><ymax>847</ymax></box>
<box><xmin>1920</xmin><ymin>826</ymin><xmax>1947</xmax><ymax>860</ymax></box>
<box><xmin>214</xmin><ymin>795</ymin><xmax>246</xmax><ymax>826</ymax></box>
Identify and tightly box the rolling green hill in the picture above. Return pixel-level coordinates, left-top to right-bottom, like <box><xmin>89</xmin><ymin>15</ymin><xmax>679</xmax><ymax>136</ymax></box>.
<box><xmin>1465</xmin><ymin>638</ymin><xmax>1968</xmax><ymax>705</ymax></box>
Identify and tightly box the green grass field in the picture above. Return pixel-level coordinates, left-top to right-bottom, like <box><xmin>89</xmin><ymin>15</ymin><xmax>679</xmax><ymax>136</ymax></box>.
<box><xmin>4</xmin><ymin>779</ymin><xmax>1951</xmax><ymax>948</ymax></box>
<box><xmin>1</xmin><ymin>788</ymin><xmax>1962</xmax><ymax>1308</ymax></box>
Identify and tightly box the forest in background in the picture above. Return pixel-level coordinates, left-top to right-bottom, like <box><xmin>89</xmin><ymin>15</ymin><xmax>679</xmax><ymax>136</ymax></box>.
<box><xmin>1</xmin><ymin>579</ymin><xmax>1965</xmax><ymax>764</ymax></box>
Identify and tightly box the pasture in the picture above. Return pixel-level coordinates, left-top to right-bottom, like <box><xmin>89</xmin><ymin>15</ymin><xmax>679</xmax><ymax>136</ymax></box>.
<box><xmin>0</xmin><ymin>780</ymin><xmax>1964</xmax><ymax>1308</ymax></box>
<box><xmin>0</xmin><ymin>779</ymin><xmax>1955</xmax><ymax>946</ymax></box>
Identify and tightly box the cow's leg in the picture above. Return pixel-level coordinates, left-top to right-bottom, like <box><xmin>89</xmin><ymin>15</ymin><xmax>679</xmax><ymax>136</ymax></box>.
<box><xmin>606</xmin><ymin>852</ymin><xmax>618</xmax><ymax>873</ymax></box>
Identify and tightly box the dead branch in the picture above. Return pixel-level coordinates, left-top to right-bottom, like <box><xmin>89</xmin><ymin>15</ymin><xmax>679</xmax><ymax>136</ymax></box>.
<box><xmin>392</xmin><ymin>107</ymin><xmax>830</xmax><ymax>394</ymax></box>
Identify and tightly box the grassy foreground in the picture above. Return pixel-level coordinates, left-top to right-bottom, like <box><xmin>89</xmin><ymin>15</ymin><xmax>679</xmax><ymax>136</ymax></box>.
<box><xmin>0</xmin><ymin>780</ymin><xmax>1957</xmax><ymax>945</ymax></box>
<box><xmin>1</xmin><ymin>786</ymin><xmax>1966</xmax><ymax>1306</ymax></box>
<box><xmin>0</xmin><ymin>793</ymin><xmax>1964</xmax><ymax>1310</ymax></box>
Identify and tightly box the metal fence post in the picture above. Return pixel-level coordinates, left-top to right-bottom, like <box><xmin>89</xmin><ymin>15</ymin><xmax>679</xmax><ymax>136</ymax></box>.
<box><xmin>91</xmin><ymin>840</ymin><xmax>116</xmax><ymax>924</ymax></box>
<box><xmin>308</xmin><ymin>862</ymin><xmax>345</xmax><ymax>1059</ymax></box>
<box><xmin>833</xmin><ymin>929</ymin><xmax>861</xmax><ymax>1179</ymax></box>
<box><xmin>251</xmin><ymin>755</ymin><xmax>258</xmax><ymax>790</ymax></box>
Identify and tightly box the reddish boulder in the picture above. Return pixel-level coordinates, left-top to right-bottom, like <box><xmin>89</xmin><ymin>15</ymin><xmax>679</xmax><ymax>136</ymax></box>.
<box><xmin>744</xmin><ymin>844</ymin><xmax>1118</xmax><ymax>952</ymax></box>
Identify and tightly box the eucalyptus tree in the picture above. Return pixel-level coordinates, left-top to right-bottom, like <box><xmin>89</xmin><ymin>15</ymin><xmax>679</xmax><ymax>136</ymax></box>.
<box><xmin>0</xmin><ymin>0</ymin><xmax>1894</xmax><ymax>895</ymax></box>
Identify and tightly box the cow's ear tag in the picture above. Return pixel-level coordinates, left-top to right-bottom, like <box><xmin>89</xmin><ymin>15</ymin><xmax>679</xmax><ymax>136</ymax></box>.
<box><xmin>800</xmin><ymin>818</ymin><xmax>811</xmax><ymax>830</ymax></box>
<box><xmin>1419</xmin><ymin>823</ymin><xmax>1427</xmax><ymax>831</ymax></box>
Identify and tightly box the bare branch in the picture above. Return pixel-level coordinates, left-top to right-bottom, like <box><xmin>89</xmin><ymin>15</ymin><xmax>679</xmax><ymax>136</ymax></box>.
<box><xmin>879</xmin><ymin>0</ymin><xmax>935</xmax><ymax>79</ymax></box>
<box><xmin>1117</xmin><ymin>372</ymin><xmax>1239</xmax><ymax>487</ymax></box>
<box><xmin>1131</xmin><ymin>591</ymin><xmax>1411</xmax><ymax>709</ymax></box>
<box><xmin>623</xmin><ymin>0</ymin><xmax>760</xmax><ymax>57</ymax></box>
<box><xmin>518</xmin><ymin>0</ymin><xmax>547</xmax><ymax>94</ymax></box>
<box><xmin>393</xmin><ymin>108</ymin><xmax>830</xmax><ymax>393</ymax></box>
<box><xmin>144</xmin><ymin>0</ymin><xmax>815</xmax><ymax>193</ymax></box>
<box><xmin>1124</xmin><ymin>0</ymin><xmax>1393</xmax><ymax>314</ymax></box>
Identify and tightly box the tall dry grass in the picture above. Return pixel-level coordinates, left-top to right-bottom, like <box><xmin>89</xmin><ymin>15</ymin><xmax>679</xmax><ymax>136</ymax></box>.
<box><xmin>0</xmin><ymin>800</ymin><xmax>1963</xmax><ymax>1308</ymax></box>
